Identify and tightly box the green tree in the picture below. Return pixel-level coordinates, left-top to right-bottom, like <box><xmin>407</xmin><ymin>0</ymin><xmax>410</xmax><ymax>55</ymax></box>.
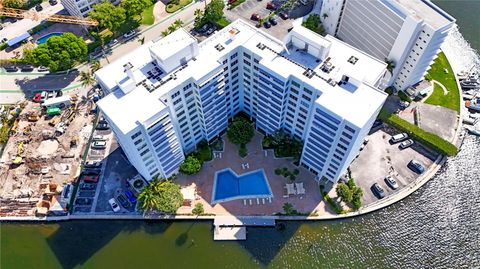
<box><xmin>192</xmin><ymin>203</ymin><xmax>204</xmax><ymax>215</ymax></box>
<box><xmin>138</xmin><ymin>179</ymin><xmax>183</xmax><ymax>214</ymax></box>
<box><xmin>336</xmin><ymin>183</ymin><xmax>353</xmax><ymax>203</ymax></box>
<box><xmin>385</xmin><ymin>58</ymin><xmax>396</xmax><ymax>74</ymax></box>
<box><xmin>161</xmin><ymin>30</ymin><xmax>170</xmax><ymax>37</ymax></box>
<box><xmin>173</xmin><ymin>19</ymin><xmax>184</xmax><ymax>28</ymax></box>
<box><xmin>3</xmin><ymin>0</ymin><xmax>24</xmax><ymax>8</ymax></box>
<box><xmin>138</xmin><ymin>181</ymin><xmax>160</xmax><ymax>212</ymax></box>
<box><xmin>168</xmin><ymin>23</ymin><xmax>178</xmax><ymax>33</ymax></box>
<box><xmin>121</xmin><ymin>0</ymin><xmax>152</xmax><ymax>18</ymax></box>
<box><xmin>194</xmin><ymin>8</ymin><xmax>203</xmax><ymax>28</ymax></box>
<box><xmin>227</xmin><ymin>118</ymin><xmax>254</xmax><ymax>145</ymax></box>
<box><xmin>28</xmin><ymin>32</ymin><xmax>87</xmax><ymax>72</ymax></box>
<box><xmin>89</xmin><ymin>2</ymin><xmax>126</xmax><ymax>31</ymax></box>
<box><xmin>179</xmin><ymin>155</ymin><xmax>202</xmax><ymax>175</ymax></box>
<box><xmin>282</xmin><ymin>203</ymin><xmax>297</xmax><ymax>215</ymax></box>
<box><xmin>302</xmin><ymin>14</ymin><xmax>325</xmax><ymax>35</ymax></box>
<box><xmin>80</xmin><ymin>71</ymin><xmax>95</xmax><ymax>87</ymax></box>
<box><xmin>203</xmin><ymin>0</ymin><xmax>225</xmax><ymax>23</ymax></box>
<box><xmin>90</xmin><ymin>60</ymin><xmax>101</xmax><ymax>72</ymax></box>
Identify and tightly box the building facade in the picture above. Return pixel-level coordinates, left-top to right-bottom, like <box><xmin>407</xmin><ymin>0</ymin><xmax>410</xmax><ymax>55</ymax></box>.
<box><xmin>61</xmin><ymin>0</ymin><xmax>119</xmax><ymax>17</ymax></box>
<box><xmin>96</xmin><ymin>19</ymin><xmax>388</xmax><ymax>183</ymax></box>
<box><xmin>320</xmin><ymin>0</ymin><xmax>455</xmax><ymax>90</ymax></box>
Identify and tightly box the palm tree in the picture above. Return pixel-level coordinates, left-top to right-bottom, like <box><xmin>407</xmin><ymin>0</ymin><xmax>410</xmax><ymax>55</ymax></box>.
<box><xmin>322</xmin><ymin>13</ymin><xmax>328</xmax><ymax>20</ymax></box>
<box><xmin>90</xmin><ymin>60</ymin><xmax>101</xmax><ymax>72</ymax></box>
<box><xmin>174</xmin><ymin>19</ymin><xmax>184</xmax><ymax>28</ymax></box>
<box><xmin>138</xmin><ymin>36</ymin><xmax>145</xmax><ymax>45</ymax></box>
<box><xmin>161</xmin><ymin>30</ymin><xmax>170</xmax><ymax>37</ymax></box>
<box><xmin>385</xmin><ymin>58</ymin><xmax>396</xmax><ymax>74</ymax></box>
<box><xmin>138</xmin><ymin>186</ymin><xmax>160</xmax><ymax>212</ymax></box>
<box><xmin>80</xmin><ymin>71</ymin><xmax>95</xmax><ymax>87</ymax></box>
<box><xmin>168</xmin><ymin>24</ymin><xmax>177</xmax><ymax>33</ymax></box>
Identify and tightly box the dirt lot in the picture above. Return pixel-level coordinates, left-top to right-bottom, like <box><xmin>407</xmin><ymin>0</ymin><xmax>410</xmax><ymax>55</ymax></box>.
<box><xmin>0</xmin><ymin>92</ymin><xmax>98</xmax><ymax>217</ymax></box>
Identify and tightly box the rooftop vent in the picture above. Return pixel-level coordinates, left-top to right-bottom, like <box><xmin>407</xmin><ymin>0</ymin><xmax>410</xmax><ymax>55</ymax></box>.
<box><xmin>303</xmin><ymin>69</ymin><xmax>316</xmax><ymax>79</ymax></box>
<box><xmin>348</xmin><ymin>56</ymin><xmax>358</xmax><ymax>65</ymax></box>
<box><xmin>215</xmin><ymin>44</ymin><xmax>225</xmax><ymax>51</ymax></box>
<box><xmin>256</xmin><ymin>43</ymin><xmax>266</xmax><ymax>50</ymax></box>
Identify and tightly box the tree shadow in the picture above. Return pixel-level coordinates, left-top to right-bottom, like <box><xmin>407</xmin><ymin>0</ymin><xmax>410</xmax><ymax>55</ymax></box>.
<box><xmin>46</xmin><ymin>220</ymin><xmax>172</xmax><ymax>269</ymax></box>
<box><xmin>175</xmin><ymin>222</ymin><xmax>195</xmax><ymax>247</ymax></box>
<box><xmin>14</xmin><ymin>70</ymin><xmax>80</xmax><ymax>98</ymax></box>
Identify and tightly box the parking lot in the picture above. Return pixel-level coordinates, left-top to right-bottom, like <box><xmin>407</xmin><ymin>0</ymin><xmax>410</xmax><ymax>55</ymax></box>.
<box><xmin>350</xmin><ymin>125</ymin><xmax>439</xmax><ymax>205</ymax></box>
<box><xmin>224</xmin><ymin>0</ymin><xmax>313</xmax><ymax>39</ymax></box>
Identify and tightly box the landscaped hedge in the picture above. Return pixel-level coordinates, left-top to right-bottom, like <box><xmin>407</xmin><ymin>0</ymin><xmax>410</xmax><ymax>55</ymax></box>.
<box><xmin>378</xmin><ymin>109</ymin><xmax>458</xmax><ymax>156</ymax></box>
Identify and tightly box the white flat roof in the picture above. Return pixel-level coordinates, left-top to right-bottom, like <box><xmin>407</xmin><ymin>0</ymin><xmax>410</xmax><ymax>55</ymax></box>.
<box><xmin>96</xmin><ymin>19</ymin><xmax>387</xmax><ymax>129</ymax></box>
<box><xmin>97</xmin><ymin>87</ymin><xmax>166</xmax><ymax>134</ymax></box>
<box><xmin>149</xmin><ymin>28</ymin><xmax>197</xmax><ymax>61</ymax></box>
<box><xmin>394</xmin><ymin>0</ymin><xmax>455</xmax><ymax>29</ymax></box>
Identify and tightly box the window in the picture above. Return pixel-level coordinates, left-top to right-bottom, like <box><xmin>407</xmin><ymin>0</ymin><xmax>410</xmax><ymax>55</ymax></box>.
<box><xmin>243</xmin><ymin>52</ymin><xmax>251</xmax><ymax>59</ymax></box>
<box><xmin>171</xmin><ymin>91</ymin><xmax>180</xmax><ymax>99</ymax></box>
<box><xmin>230</xmin><ymin>52</ymin><xmax>238</xmax><ymax>59</ymax></box>
<box><xmin>173</xmin><ymin>99</ymin><xmax>182</xmax><ymax>105</ymax></box>
<box><xmin>131</xmin><ymin>131</ymin><xmax>141</xmax><ymax>140</ymax></box>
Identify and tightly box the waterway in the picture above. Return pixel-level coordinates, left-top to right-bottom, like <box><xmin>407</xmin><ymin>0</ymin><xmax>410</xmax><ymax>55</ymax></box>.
<box><xmin>2</xmin><ymin>2</ymin><xmax>480</xmax><ymax>269</ymax></box>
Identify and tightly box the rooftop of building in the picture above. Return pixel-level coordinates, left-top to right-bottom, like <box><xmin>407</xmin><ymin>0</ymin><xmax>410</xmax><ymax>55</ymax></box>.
<box><xmin>394</xmin><ymin>0</ymin><xmax>455</xmax><ymax>29</ymax></box>
<box><xmin>97</xmin><ymin>19</ymin><xmax>388</xmax><ymax>133</ymax></box>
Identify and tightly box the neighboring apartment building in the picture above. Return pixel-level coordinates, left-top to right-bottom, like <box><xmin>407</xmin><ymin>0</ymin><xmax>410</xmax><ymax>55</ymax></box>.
<box><xmin>61</xmin><ymin>0</ymin><xmax>119</xmax><ymax>17</ymax></box>
<box><xmin>320</xmin><ymin>0</ymin><xmax>455</xmax><ymax>90</ymax></box>
<box><xmin>95</xmin><ymin>19</ymin><xmax>388</xmax><ymax>183</ymax></box>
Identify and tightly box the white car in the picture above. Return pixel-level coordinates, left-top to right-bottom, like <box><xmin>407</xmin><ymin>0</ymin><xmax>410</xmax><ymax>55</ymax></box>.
<box><xmin>92</xmin><ymin>140</ymin><xmax>107</xmax><ymax>149</ymax></box>
<box><xmin>109</xmin><ymin>198</ymin><xmax>121</xmax><ymax>212</ymax></box>
<box><xmin>92</xmin><ymin>135</ymin><xmax>106</xmax><ymax>141</ymax></box>
<box><xmin>123</xmin><ymin>30</ymin><xmax>136</xmax><ymax>39</ymax></box>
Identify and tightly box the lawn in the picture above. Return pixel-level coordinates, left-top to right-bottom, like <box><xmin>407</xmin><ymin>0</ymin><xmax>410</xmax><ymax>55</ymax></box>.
<box><xmin>140</xmin><ymin>5</ymin><xmax>155</xmax><ymax>25</ymax></box>
<box><xmin>166</xmin><ymin>0</ymin><xmax>192</xmax><ymax>13</ymax></box>
<box><xmin>424</xmin><ymin>51</ymin><xmax>460</xmax><ymax>112</ymax></box>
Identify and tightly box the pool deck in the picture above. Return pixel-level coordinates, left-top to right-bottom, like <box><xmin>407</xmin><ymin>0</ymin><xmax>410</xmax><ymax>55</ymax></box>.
<box><xmin>176</xmin><ymin>132</ymin><xmax>328</xmax><ymax>217</ymax></box>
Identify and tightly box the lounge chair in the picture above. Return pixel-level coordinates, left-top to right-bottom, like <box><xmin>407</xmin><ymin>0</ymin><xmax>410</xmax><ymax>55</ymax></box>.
<box><xmin>295</xmin><ymin>182</ymin><xmax>306</xmax><ymax>195</ymax></box>
<box><xmin>256</xmin><ymin>198</ymin><xmax>260</xmax><ymax>204</ymax></box>
<box><xmin>268</xmin><ymin>197</ymin><xmax>272</xmax><ymax>203</ymax></box>
<box><xmin>243</xmin><ymin>199</ymin><xmax>247</xmax><ymax>205</ymax></box>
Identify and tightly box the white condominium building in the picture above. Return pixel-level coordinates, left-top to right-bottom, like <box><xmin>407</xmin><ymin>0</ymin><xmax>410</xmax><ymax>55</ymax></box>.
<box><xmin>320</xmin><ymin>0</ymin><xmax>455</xmax><ymax>90</ymax></box>
<box><xmin>61</xmin><ymin>0</ymin><xmax>119</xmax><ymax>17</ymax></box>
<box><xmin>95</xmin><ymin>19</ymin><xmax>388</xmax><ymax>183</ymax></box>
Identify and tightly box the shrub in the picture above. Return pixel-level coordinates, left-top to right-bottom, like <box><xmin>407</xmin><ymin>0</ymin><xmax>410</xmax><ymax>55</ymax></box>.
<box><xmin>239</xmin><ymin>143</ymin><xmax>247</xmax><ymax>157</ymax></box>
<box><xmin>274</xmin><ymin>168</ymin><xmax>282</xmax><ymax>175</ymax></box>
<box><xmin>179</xmin><ymin>155</ymin><xmax>202</xmax><ymax>175</ymax></box>
<box><xmin>192</xmin><ymin>203</ymin><xmax>204</xmax><ymax>215</ymax></box>
<box><xmin>227</xmin><ymin>117</ymin><xmax>254</xmax><ymax>145</ymax></box>
<box><xmin>289</xmin><ymin>175</ymin><xmax>296</xmax><ymax>181</ymax></box>
<box><xmin>384</xmin><ymin>87</ymin><xmax>394</xmax><ymax>95</ymax></box>
<box><xmin>302</xmin><ymin>14</ymin><xmax>325</xmax><ymax>35</ymax></box>
<box><xmin>336</xmin><ymin>183</ymin><xmax>353</xmax><ymax>203</ymax></box>
<box><xmin>282</xmin><ymin>203</ymin><xmax>298</xmax><ymax>215</ymax></box>
<box><xmin>293</xmin><ymin>169</ymin><xmax>299</xmax><ymax>175</ymax></box>
<box><xmin>378</xmin><ymin>109</ymin><xmax>458</xmax><ymax>156</ymax></box>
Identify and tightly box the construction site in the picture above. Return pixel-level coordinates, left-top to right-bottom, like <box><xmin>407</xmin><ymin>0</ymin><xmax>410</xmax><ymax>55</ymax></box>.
<box><xmin>0</xmin><ymin>90</ymin><xmax>98</xmax><ymax>217</ymax></box>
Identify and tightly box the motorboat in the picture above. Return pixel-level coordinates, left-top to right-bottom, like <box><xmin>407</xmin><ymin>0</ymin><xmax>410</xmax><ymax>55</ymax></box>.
<box><xmin>466</xmin><ymin>97</ymin><xmax>480</xmax><ymax>112</ymax></box>
<box><xmin>463</xmin><ymin>117</ymin><xmax>478</xmax><ymax>125</ymax></box>
<box><xmin>465</xmin><ymin>125</ymin><xmax>480</xmax><ymax>136</ymax></box>
<box><xmin>460</xmin><ymin>75</ymin><xmax>480</xmax><ymax>89</ymax></box>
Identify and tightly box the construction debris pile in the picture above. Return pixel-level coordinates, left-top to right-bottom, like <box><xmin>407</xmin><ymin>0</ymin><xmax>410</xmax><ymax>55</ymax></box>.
<box><xmin>0</xmin><ymin>93</ymin><xmax>96</xmax><ymax>217</ymax></box>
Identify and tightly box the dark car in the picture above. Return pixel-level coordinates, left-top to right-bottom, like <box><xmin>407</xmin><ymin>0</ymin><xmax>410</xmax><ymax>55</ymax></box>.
<box><xmin>75</xmin><ymin>197</ymin><xmax>93</xmax><ymax>205</ymax></box>
<box><xmin>251</xmin><ymin>13</ymin><xmax>261</xmax><ymax>21</ymax></box>
<box><xmin>266</xmin><ymin>2</ymin><xmax>276</xmax><ymax>10</ymax></box>
<box><xmin>384</xmin><ymin>176</ymin><xmax>399</xmax><ymax>190</ymax></box>
<box><xmin>125</xmin><ymin>190</ymin><xmax>137</xmax><ymax>203</ymax></box>
<box><xmin>371</xmin><ymin>119</ymin><xmax>383</xmax><ymax>131</ymax></box>
<box><xmin>96</xmin><ymin>122</ymin><xmax>109</xmax><ymax>130</ymax></box>
<box><xmin>83</xmin><ymin>175</ymin><xmax>99</xmax><ymax>183</ymax></box>
<box><xmin>408</xmin><ymin>160</ymin><xmax>425</xmax><ymax>174</ymax></box>
<box><xmin>263</xmin><ymin>21</ymin><xmax>272</xmax><ymax>28</ymax></box>
<box><xmin>79</xmin><ymin>183</ymin><xmax>96</xmax><ymax>191</ymax></box>
<box><xmin>371</xmin><ymin>183</ymin><xmax>386</xmax><ymax>199</ymax></box>
<box><xmin>117</xmin><ymin>194</ymin><xmax>131</xmax><ymax>208</ymax></box>
<box><xmin>21</xmin><ymin>65</ymin><xmax>34</xmax><ymax>72</ymax></box>
<box><xmin>279</xmin><ymin>11</ymin><xmax>289</xmax><ymax>20</ymax></box>
<box><xmin>49</xmin><ymin>0</ymin><xmax>58</xmax><ymax>5</ymax></box>
<box><xmin>399</xmin><ymin>139</ymin><xmax>414</xmax><ymax>149</ymax></box>
<box><xmin>269</xmin><ymin>17</ymin><xmax>278</xmax><ymax>25</ymax></box>
<box><xmin>4</xmin><ymin>66</ymin><xmax>19</xmax><ymax>72</ymax></box>
<box><xmin>35</xmin><ymin>4</ymin><xmax>43</xmax><ymax>11</ymax></box>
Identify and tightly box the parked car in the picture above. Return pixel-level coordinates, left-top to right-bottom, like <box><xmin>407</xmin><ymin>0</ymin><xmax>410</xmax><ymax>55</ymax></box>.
<box><xmin>1</xmin><ymin>37</ymin><xmax>8</xmax><ymax>43</ymax></box>
<box><xmin>399</xmin><ymin>139</ymin><xmax>414</xmax><ymax>149</ymax></box>
<box><xmin>205</xmin><ymin>27</ymin><xmax>215</xmax><ymax>36</ymax></box>
<box><xmin>266</xmin><ymin>2</ymin><xmax>276</xmax><ymax>10</ymax></box>
<box><xmin>117</xmin><ymin>194</ymin><xmax>131</xmax><ymax>208</ymax></box>
<box><xmin>33</xmin><ymin>93</ymin><xmax>42</xmax><ymax>102</ymax></box>
<box><xmin>4</xmin><ymin>66</ymin><xmax>19</xmax><ymax>72</ymax></box>
<box><xmin>49</xmin><ymin>0</ymin><xmax>58</xmax><ymax>5</ymax></box>
<box><xmin>75</xmin><ymin>197</ymin><xmax>93</xmax><ymax>205</ymax></box>
<box><xmin>79</xmin><ymin>183</ymin><xmax>96</xmax><ymax>191</ymax></box>
<box><xmin>250</xmin><ymin>13</ymin><xmax>261</xmax><ymax>21</ymax></box>
<box><xmin>390</xmin><ymin>133</ymin><xmax>408</xmax><ymax>144</ymax></box>
<box><xmin>84</xmin><ymin>160</ymin><xmax>102</xmax><ymax>168</ymax></box>
<box><xmin>107</xmin><ymin>39</ymin><xmax>118</xmax><ymax>48</ymax></box>
<box><xmin>269</xmin><ymin>17</ymin><xmax>278</xmax><ymax>26</ymax></box>
<box><xmin>399</xmin><ymin>100</ymin><xmax>410</xmax><ymax>109</ymax></box>
<box><xmin>371</xmin><ymin>183</ymin><xmax>386</xmax><ymax>199</ymax></box>
<box><xmin>37</xmin><ymin>66</ymin><xmax>49</xmax><ymax>72</ymax></box>
<box><xmin>125</xmin><ymin>190</ymin><xmax>137</xmax><ymax>203</ymax></box>
<box><xmin>384</xmin><ymin>176</ymin><xmax>399</xmax><ymax>190</ymax></box>
<box><xmin>35</xmin><ymin>4</ymin><xmax>43</xmax><ymax>11</ymax></box>
<box><xmin>21</xmin><ymin>65</ymin><xmax>34</xmax><ymax>72</ymax></box>
<box><xmin>123</xmin><ymin>30</ymin><xmax>136</xmax><ymax>39</ymax></box>
<box><xmin>92</xmin><ymin>135</ymin><xmax>106</xmax><ymax>141</ymax></box>
<box><xmin>96</xmin><ymin>122</ymin><xmax>109</xmax><ymax>130</ymax></box>
<box><xmin>92</xmin><ymin>140</ymin><xmax>107</xmax><ymax>149</ymax></box>
<box><xmin>39</xmin><ymin>90</ymin><xmax>61</xmax><ymax>103</ymax></box>
<box><xmin>279</xmin><ymin>11</ymin><xmax>289</xmax><ymax>20</ymax></box>
<box><xmin>109</xmin><ymin>198</ymin><xmax>121</xmax><ymax>212</ymax></box>
<box><xmin>83</xmin><ymin>175</ymin><xmax>99</xmax><ymax>183</ymax></box>
<box><xmin>83</xmin><ymin>168</ymin><xmax>100</xmax><ymax>175</ymax></box>
<box><xmin>263</xmin><ymin>21</ymin><xmax>272</xmax><ymax>28</ymax></box>
<box><xmin>408</xmin><ymin>160</ymin><xmax>425</xmax><ymax>174</ymax></box>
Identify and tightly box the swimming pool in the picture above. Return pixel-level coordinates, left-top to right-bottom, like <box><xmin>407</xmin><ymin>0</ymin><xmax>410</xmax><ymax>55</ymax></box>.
<box><xmin>36</xmin><ymin>32</ymin><xmax>63</xmax><ymax>44</ymax></box>
<box><xmin>212</xmin><ymin>168</ymin><xmax>273</xmax><ymax>204</ymax></box>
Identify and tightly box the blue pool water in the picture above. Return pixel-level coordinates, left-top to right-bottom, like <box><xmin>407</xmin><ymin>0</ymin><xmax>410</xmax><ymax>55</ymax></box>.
<box><xmin>36</xmin><ymin>32</ymin><xmax>63</xmax><ymax>44</ymax></box>
<box><xmin>212</xmin><ymin>168</ymin><xmax>273</xmax><ymax>203</ymax></box>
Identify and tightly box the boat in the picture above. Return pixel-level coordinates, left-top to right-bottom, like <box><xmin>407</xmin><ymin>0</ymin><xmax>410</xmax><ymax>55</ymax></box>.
<box><xmin>463</xmin><ymin>94</ymin><xmax>474</xmax><ymax>100</ymax></box>
<box><xmin>465</xmin><ymin>97</ymin><xmax>480</xmax><ymax>112</ymax></box>
<box><xmin>460</xmin><ymin>75</ymin><xmax>480</xmax><ymax>89</ymax></box>
<box><xmin>463</xmin><ymin>117</ymin><xmax>477</xmax><ymax>125</ymax></box>
<box><xmin>465</xmin><ymin>125</ymin><xmax>480</xmax><ymax>136</ymax></box>
<box><xmin>469</xmin><ymin>113</ymin><xmax>480</xmax><ymax>119</ymax></box>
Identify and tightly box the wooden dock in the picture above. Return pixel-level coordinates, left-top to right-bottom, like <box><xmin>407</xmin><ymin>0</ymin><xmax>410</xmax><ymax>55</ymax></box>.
<box><xmin>213</xmin><ymin>216</ymin><xmax>275</xmax><ymax>240</ymax></box>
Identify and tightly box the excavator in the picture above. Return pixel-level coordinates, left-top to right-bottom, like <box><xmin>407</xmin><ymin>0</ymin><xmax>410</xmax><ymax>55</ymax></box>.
<box><xmin>0</xmin><ymin>0</ymin><xmax>98</xmax><ymax>26</ymax></box>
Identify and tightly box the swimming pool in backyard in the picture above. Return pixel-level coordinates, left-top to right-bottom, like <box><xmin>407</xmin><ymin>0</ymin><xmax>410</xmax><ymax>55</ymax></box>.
<box><xmin>36</xmin><ymin>32</ymin><xmax>63</xmax><ymax>44</ymax></box>
<box><xmin>212</xmin><ymin>168</ymin><xmax>273</xmax><ymax>204</ymax></box>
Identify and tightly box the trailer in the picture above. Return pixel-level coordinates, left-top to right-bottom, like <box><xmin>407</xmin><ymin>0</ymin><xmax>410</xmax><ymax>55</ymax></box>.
<box><xmin>43</xmin><ymin>95</ymin><xmax>71</xmax><ymax>109</ymax></box>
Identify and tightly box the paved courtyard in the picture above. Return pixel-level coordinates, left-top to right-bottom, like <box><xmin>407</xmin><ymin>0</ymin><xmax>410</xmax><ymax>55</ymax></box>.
<box><xmin>177</xmin><ymin>132</ymin><xmax>328</xmax><ymax>216</ymax></box>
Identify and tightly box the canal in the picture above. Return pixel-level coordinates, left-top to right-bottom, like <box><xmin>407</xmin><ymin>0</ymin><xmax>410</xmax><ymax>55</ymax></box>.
<box><xmin>2</xmin><ymin>1</ymin><xmax>480</xmax><ymax>268</ymax></box>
